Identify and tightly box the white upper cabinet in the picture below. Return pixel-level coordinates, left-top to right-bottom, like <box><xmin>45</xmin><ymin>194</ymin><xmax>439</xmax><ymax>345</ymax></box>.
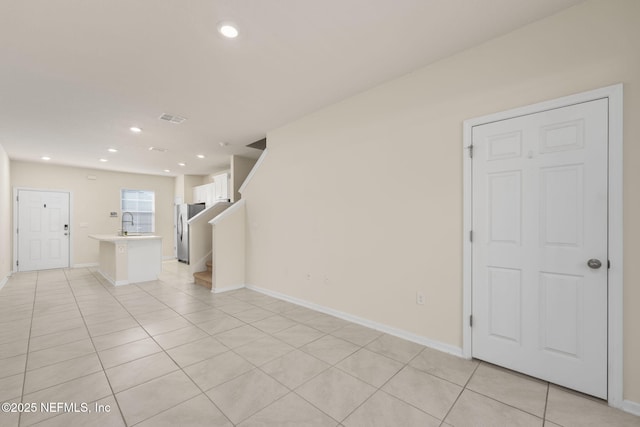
<box><xmin>192</xmin><ymin>173</ymin><xmax>229</xmax><ymax>207</ymax></box>
<box><xmin>193</xmin><ymin>183</ymin><xmax>215</xmax><ymax>207</ymax></box>
<box><xmin>213</xmin><ymin>173</ymin><xmax>229</xmax><ymax>201</ymax></box>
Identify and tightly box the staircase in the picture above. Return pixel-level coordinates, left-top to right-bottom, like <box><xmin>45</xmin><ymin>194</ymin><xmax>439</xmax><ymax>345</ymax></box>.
<box><xmin>193</xmin><ymin>261</ymin><xmax>213</xmax><ymax>289</ymax></box>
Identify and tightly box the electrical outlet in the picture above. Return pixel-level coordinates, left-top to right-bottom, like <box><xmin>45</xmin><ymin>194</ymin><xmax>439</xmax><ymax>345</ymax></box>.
<box><xmin>416</xmin><ymin>292</ymin><xmax>425</xmax><ymax>305</ymax></box>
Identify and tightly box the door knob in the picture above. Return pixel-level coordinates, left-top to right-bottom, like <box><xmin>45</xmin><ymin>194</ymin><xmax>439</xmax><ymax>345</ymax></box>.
<box><xmin>587</xmin><ymin>259</ymin><xmax>602</xmax><ymax>269</ymax></box>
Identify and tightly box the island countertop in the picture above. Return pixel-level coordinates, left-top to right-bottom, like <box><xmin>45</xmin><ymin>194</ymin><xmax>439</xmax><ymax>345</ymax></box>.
<box><xmin>89</xmin><ymin>234</ymin><xmax>162</xmax><ymax>242</ymax></box>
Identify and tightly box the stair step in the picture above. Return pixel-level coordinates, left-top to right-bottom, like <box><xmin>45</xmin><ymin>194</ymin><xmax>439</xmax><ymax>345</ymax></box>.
<box><xmin>193</xmin><ymin>271</ymin><xmax>212</xmax><ymax>290</ymax></box>
<box><xmin>206</xmin><ymin>261</ymin><xmax>213</xmax><ymax>273</ymax></box>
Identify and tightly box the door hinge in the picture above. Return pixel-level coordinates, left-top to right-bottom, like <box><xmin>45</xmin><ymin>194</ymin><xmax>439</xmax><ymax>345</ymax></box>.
<box><xmin>469</xmin><ymin>230</ymin><xmax>473</xmax><ymax>242</ymax></box>
<box><xmin>608</xmin><ymin>260</ymin><xmax>611</xmax><ymax>269</ymax></box>
<box><xmin>16</xmin><ymin>260</ymin><xmax>19</xmax><ymax>267</ymax></box>
<box><xmin>469</xmin><ymin>315</ymin><xmax>473</xmax><ymax>327</ymax></box>
<box><xmin>468</xmin><ymin>145</ymin><xmax>473</xmax><ymax>158</ymax></box>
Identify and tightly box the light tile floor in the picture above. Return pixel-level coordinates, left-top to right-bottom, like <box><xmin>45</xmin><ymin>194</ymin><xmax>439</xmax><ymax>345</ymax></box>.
<box><xmin>0</xmin><ymin>261</ymin><xmax>638</xmax><ymax>426</ymax></box>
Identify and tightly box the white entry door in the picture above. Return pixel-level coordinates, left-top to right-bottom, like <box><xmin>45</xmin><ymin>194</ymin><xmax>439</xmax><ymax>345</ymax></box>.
<box><xmin>471</xmin><ymin>98</ymin><xmax>608</xmax><ymax>398</ymax></box>
<box><xmin>17</xmin><ymin>190</ymin><xmax>70</xmax><ymax>271</ymax></box>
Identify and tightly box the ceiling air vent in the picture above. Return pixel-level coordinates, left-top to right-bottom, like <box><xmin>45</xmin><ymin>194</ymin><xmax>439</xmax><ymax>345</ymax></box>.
<box><xmin>158</xmin><ymin>113</ymin><xmax>187</xmax><ymax>124</ymax></box>
<box><xmin>148</xmin><ymin>147</ymin><xmax>168</xmax><ymax>153</ymax></box>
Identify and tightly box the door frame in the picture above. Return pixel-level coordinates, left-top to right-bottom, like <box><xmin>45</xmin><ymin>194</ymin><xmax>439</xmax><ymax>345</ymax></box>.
<box><xmin>462</xmin><ymin>84</ymin><xmax>623</xmax><ymax>407</ymax></box>
<box><xmin>13</xmin><ymin>187</ymin><xmax>74</xmax><ymax>272</ymax></box>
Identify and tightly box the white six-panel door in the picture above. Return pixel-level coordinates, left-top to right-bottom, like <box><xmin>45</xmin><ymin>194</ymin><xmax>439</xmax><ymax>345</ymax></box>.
<box><xmin>471</xmin><ymin>98</ymin><xmax>608</xmax><ymax>398</ymax></box>
<box><xmin>17</xmin><ymin>190</ymin><xmax>70</xmax><ymax>271</ymax></box>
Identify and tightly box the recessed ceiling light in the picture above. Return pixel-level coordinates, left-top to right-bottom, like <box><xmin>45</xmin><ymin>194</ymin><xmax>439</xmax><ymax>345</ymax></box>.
<box><xmin>108</xmin><ymin>148</ymin><xmax>118</xmax><ymax>153</ymax></box>
<box><xmin>196</xmin><ymin>154</ymin><xmax>205</xmax><ymax>159</ymax></box>
<box><xmin>163</xmin><ymin>169</ymin><xmax>171</xmax><ymax>173</ymax></box>
<box><xmin>41</xmin><ymin>156</ymin><xmax>51</xmax><ymax>161</ymax></box>
<box><xmin>218</xmin><ymin>22</ymin><xmax>239</xmax><ymax>38</ymax></box>
<box><xmin>99</xmin><ymin>158</ymin><xmax>108</xmax><ymax>162</ymax></box>
<box><xmin>178</xmin><ymin>162</ymin><xmax>186</xmax><ymax>167</ymax></box>
<box><xmin>219</xmin><ymin>142</ymin><xmax>228</xmax><ymax>147</ymax></box>
<box><xmin>130</xmin><ymin>126</ymin><xmax>142</xmax><ymax>133</ymax></box>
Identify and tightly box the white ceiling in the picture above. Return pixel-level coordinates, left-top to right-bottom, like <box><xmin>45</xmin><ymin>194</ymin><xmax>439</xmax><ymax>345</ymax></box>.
<box><xmin>0</xmin><ymin>0</ymin><xmax>583</xmax><ymax>177</ymax></box>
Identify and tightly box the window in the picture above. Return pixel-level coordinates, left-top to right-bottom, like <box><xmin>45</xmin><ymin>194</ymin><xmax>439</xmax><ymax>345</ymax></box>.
<box><xmin>121</xmin><ymin>189</ymin><xmax>155</xmax><ymax>233</ymax></box>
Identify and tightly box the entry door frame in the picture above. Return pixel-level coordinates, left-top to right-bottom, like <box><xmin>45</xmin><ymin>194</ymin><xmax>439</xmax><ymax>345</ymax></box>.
<box><xmin>13</xmin><ymin>187</ymin><xmax>74</xmax><ymax>272</ymax></box>
<box><xmin>462</xmin><ymin>84</ymin><xmax>623</xmax><ymax>408</ymax></box>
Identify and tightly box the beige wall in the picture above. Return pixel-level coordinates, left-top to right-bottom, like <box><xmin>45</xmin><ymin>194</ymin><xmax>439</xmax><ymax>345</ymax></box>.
<box><xmin>242</xmin><ymin>0</ymin><xmax>640</xmax><ymax>403</ymax></box>
<box><xmin>11</xmin><ymin>161</ymin><xmax>176</xmax><ymax>265</ymax></box>
<box><xmin>187</xmin><ymin>202</ymin><xmax>232</xmax><ymax>275</ymax></box>
<box><xmin>231</xmin><ymin>155</ymin><xmax>258</xmax><ymax>202</ymax></box>
<box><xmin>203</xmin><ymin>169</ymin><xmax>230</xmax><ymax>185</ymax></box>
<box><xmin>0</xmin><ymin>144</ymin><xmax>11</xmax><ymax>283</ymax></box>
<box><xmin>184</xmin><ymin>175</ymin><xmax>204</xmax><ymax>204</ymax></box>
<box><xmin>212</xmin><ymin>202</ymin><xmax>245</xmax><ymax>291</ymax></box>
<box><xmin>174</xmin><ymin>175</ymin><xmax>185</xmax><ymax>204</ymax></box>
<box><xmin>175</xmin><ymin>174</ymin><xmax>205</xmax><ymax>205</ymax></box>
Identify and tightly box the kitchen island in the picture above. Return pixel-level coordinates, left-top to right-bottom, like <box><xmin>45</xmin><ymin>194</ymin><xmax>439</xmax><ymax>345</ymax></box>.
<box><xmin>89</xmin><ymin>234</ymin><xmax>163</xmax><ymax>286</ymax></box>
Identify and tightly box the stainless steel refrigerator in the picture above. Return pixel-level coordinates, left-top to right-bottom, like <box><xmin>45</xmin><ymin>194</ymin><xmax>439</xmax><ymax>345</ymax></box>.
<box><xmin>176</xmin><ymin>203</ymin><xmax>206</xmax><ymax>263</ymax></box>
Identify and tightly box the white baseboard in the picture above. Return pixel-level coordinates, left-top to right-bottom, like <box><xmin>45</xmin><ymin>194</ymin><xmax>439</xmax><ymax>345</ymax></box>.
<box><xmin>0</xmin><ymin>274</ymin><xmax>9</xmax><ymax>290</ymax></box>
<box><xmin>622</xmin><ymin>399</ymin><xmax>640</xmax><ymax>416</ymax></box>
<box><xmin>243</xmin><ymin>285</ymin><xmax>640</xmax><ymax>416</ymax></box>
<box><xmin>212</xmin><ymin>284</ymin><xmax>246</xmax><ymax>294</ymax></box>
<box><xmin>96</xmin><ymin>270</ymin><xmax>128</xmax><ymax>286</ymax></box>
<box><xmin>245</xmin><ymin>284</ymin><xmax>463</xmax><ymax>358</ymax></box>
<box><xmin>72</xmin><ymin>263</ymin><xmax>99</xmax><ymax>268</ymax></box>
<box><xmin>162</xmin><ymin>256</ymin><xmax>176</xmax><ymax>261</ymax></box>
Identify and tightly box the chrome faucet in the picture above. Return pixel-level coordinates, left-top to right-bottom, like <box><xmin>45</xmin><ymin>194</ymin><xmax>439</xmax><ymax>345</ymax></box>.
<box><xmin>121</xmin><ymin>212</ymin><xmax>134</xmax><ymax>235</ymax></box>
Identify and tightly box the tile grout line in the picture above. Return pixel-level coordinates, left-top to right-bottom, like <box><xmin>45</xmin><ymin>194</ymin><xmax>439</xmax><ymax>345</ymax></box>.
<box><xmin>65</xmin><ymin>268</ymin><xmax>129</xmax><ymax>426</ymax></box>
<box><xmin>157</xmin><ymin>287</ymin><xmax>303</xmax><ymax>425</ymax></box>
<box><xmin>16</xmin><ymin>272</ymin><xmax>38</xmax><ymax>427</ymax></box>
<box><xmin>133</xmin><ymin>283</ymin><xmax>263</xmax><ymax>425</ymax></box>
<box><xmin>207</xmin><ymin>296</ymin><xmax>437</xmax><ymax>424</ymax></box>
<box><xmin>542</xmin><ymin>382</ymin><xmax>551</xmax><ymax>426</ymax></box>
<box><xmin>252</xmin><ymin>352</ymin><xmax>339</xmax><ymax>424</ymax></box>
<box><xmin>135</xmin><ymin>281</ymin><xmax>350</xmax><ymax>424</ymax></box>
<box><xmin>10</xmin><ymin>265</ymin><xmax>613</xmax><ymax>427</ymax></box>
<box><xmin>10</xmin><ymin>275</ymin><xmax>446</xmax><ymax>426</ymax></box>
<box><xmin>338</xmin><ymin>347</ymin><xmax>436</xmax><ymax>424</ymax></box>
<box><xmin>22</xmin><ymin>269</ymin><xmax>110</xmax><ymax>423</ymax></box>
<box><xmin>16</xmin><ymin>273</ymin><xmax>89</xmax><ymax>425</ymax></box>
<box><xmin>250</xmin><ymin>326</ymin><xmax>408</xmax><ymax>423</ymax></box>
<box><xmin>85</xmin><ymin>271</ymin><xmax>243</xmax><ymax>426</ymax></box>
<box><xmin>83</xmin><ymin>270</ymin><xmax>196</xmax><ymax>426</ymax></box>
<box><xmin>461</xmin><ymin>361</ymin><xmax>551</xmax><ymax>421</ymax></box>
<box><xmin>437</xmin><ymin>358</ymin><xmax>483</xmax><ymax>426</ymax></box>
